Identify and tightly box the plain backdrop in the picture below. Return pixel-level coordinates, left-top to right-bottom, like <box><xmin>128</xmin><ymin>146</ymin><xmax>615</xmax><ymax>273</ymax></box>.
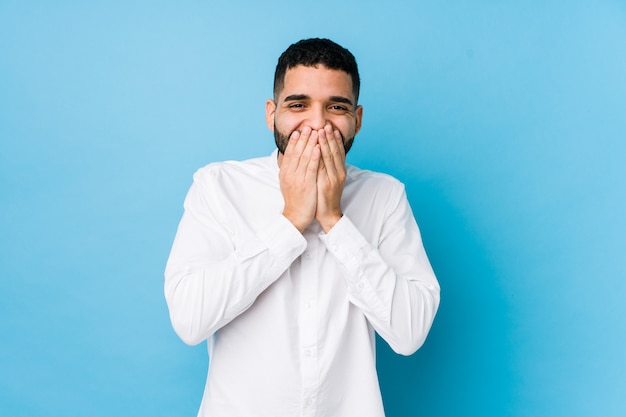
<box><xmin>1</xmin><ymin>1</ymin><xmax>625</xmax><ymax>416</ymax></box>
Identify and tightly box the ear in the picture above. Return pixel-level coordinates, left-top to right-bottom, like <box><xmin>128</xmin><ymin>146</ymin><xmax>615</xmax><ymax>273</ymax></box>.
<box><xmin>354</xmin><ymin>105</ymin><xmax>363</xmax><ymax>135</ymax></box>
<box><xmin>265</xmin><ymin>99</ymin><xmax>276</xmax><ymax>132</ymax></box>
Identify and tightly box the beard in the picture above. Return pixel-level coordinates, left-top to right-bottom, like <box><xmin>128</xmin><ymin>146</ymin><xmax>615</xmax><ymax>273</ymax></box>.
<box><xmin>274</xmin><ymin>123</ymin><xmax>354</xmax><ymax>156</ymax></box>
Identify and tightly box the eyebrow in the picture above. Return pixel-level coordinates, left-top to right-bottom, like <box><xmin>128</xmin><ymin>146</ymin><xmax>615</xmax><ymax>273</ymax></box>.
<box><xmin>329</xmin><ymin>96</ymin><xmax>354</xmax><ymax>106</ymax></box>
<box><xmin>284</xmin><ymin>94</ymin><xmax>310</xmax><ymax>102</ymax></box>
<box><xmin>283</xmin><ymin>94</ymin><xmax>354</xmax><ymax>107</ymax></box>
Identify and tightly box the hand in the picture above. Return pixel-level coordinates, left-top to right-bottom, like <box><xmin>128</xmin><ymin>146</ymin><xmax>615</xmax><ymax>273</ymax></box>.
<box><xmin>316</xmin><ymin>124</ymin><xmax>346</xmax><ymax>233</ymax></box>
<box><xmin>279</xmin><ymin>127</ymin><xmax>321</xmax><ymax>232</ymax></box>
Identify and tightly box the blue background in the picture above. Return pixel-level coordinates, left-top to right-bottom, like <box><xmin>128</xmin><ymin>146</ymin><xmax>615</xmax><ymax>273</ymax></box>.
<box><xmin>1</xmin><ymin>1</ymin><xmax>625</xmax><ymax>416</ymax></box>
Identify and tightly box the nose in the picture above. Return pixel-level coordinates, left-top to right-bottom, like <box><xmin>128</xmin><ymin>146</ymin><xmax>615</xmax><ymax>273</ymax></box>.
<box><xmin>307</xmin><ymin>105</ymin><xmax>327</xmax><ymax>130</ymax></box>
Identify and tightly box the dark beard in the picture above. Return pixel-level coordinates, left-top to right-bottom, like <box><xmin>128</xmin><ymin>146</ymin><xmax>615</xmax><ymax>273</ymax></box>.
<box><xmin>274</xmin><ymin>124</ymin><xmax>354</xmax><ymax>156</ymax></box>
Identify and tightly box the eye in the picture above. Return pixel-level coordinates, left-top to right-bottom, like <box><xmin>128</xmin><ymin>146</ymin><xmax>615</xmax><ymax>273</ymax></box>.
<box><xmin>288</xmin><ymin>103</ymin><xmax>305</xmax><ymax>109</ymax></box>
<box><xmin>329</xmin><ymin>105</ymin><xmax>349</xmax><ymax>112</ymax></box>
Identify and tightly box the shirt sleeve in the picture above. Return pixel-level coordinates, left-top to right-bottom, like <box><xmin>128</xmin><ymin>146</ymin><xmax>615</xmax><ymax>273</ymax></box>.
<box><xmin>319</xmin><ymin>187</ymin><xmax>440</xmax><ymax>355</ymax></box>
<box><xmin>164</xmin><ymin>174</ymin><xmax>307</xmax><ymax>346</ymax></box>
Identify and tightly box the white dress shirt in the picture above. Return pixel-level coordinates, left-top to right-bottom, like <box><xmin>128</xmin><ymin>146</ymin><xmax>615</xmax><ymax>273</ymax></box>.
<box><xmin>164</xmin><ymin>151</ymin><xmax>440</xmax><ymax>417</ymax></box>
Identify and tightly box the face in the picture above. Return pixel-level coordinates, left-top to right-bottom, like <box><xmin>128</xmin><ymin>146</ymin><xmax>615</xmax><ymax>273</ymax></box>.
<box><xmin>266</xmin><ymin>65</ymin><xmax>363</xmax><ymax>156</ymax></box>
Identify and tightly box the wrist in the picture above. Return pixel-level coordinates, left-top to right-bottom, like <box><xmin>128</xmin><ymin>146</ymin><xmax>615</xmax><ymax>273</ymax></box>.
<box><xmin>282</xmin><ymin>210</ymin><xmax>311</xmax><ymax>233</ymax></box>
<box><xmin>318</xmin><ymin>212</ymin><xmax>343</xmax><ymax>234</ymax></box>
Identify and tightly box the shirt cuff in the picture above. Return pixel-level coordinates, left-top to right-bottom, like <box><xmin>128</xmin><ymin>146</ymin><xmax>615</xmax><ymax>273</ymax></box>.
<box><xmin>318</xmin><ymin>215</ymin><xmax>368</xmax><ymax>276</ymax></box>
<box><xmin>319</xmin><ymin>216</ymin><xmax>389</xmax><ymax>321</ymax></box>
<box><xmin>255</xmin><ymin>214</ymin><xmax>307</xmax><ymax>264</ymax></box>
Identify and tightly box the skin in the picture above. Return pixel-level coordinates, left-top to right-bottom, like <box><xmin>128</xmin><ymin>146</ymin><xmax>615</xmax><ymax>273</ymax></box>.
<box><xmin>265</xmin><ymin>65</ymin><xmax>363</xmax><ymax>234</ymax></box>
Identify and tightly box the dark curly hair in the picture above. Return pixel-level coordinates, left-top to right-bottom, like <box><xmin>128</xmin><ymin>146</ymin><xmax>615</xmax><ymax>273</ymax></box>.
<box><xmin>273</xmin><ymin>38</ymin><xmax>360</xmax><ymax>103</ymax></box>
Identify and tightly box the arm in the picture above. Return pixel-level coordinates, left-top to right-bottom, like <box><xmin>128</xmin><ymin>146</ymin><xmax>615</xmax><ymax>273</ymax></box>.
<box><xmin>164</xmin><ymin>173</ymin><xmax>306</xmax><ymax>345</ymax></box>
<box><xmin>315</xmin><ymin>124</ymin><xmax>439</xmax><ymax>354</ymax></box>
<box><xmin>320</xmin><ymin>187</ymin><xmax>440</xmax><ymax>355</ymax></box>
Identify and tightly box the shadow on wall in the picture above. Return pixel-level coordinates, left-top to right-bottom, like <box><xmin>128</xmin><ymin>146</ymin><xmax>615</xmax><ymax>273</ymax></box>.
<box><xmin>376</xmin><ymin>176</ymin><xmax>516</xmax><ymax>417</ymax></box>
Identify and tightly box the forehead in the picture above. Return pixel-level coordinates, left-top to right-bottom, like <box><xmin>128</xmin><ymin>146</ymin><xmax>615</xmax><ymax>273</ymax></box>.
<box><xmin>280</xmin><ymin>65</ymin><xmax>354</xmax><ymax>101</ymax></box>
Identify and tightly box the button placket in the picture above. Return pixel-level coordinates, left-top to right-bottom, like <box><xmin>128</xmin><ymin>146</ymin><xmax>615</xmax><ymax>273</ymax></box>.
<box><xmin>299</xmin><ymin>233</ymin><xmax>320</xmax><ymax>413</ymax></box>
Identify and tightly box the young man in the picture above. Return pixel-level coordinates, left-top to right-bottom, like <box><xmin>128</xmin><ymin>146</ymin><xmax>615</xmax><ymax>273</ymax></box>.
<box><xmin>165</xmin><ymin>38</ymin><xmax>440</xmax><ymax>417</ymax></box>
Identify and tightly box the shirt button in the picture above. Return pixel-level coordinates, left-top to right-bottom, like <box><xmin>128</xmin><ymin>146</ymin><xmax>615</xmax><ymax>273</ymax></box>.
<box><xmin>303</xmin><ymin>252</ymin><xmax>312</xmax><ymax>260</ymax></box>
<box><xmin>357</xmin><ymin>281</ymin><xmax>366</xmax><ymax>290</ymax></box>
<box><xmin>305</xmin><ymin>398</ymin><xmax>313</xmax><ymax>406</ymax></box>
<box><xmin>304</xmin><ymin>349</ymin><xmax>312</xmax><ymax>357</ymax></box>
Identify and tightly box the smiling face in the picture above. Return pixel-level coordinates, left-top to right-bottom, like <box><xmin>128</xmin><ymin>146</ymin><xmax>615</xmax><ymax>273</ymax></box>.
<box><xmin>266</xmin><ymin>65</ymin><xmax>363</xmax><ymax>156</ymax></box>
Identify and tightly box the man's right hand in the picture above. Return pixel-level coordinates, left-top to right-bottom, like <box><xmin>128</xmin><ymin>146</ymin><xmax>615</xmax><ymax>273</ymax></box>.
<box><xmin>279</xmin><ymin>126</ymin><xmax>321</xmax><ymax>233</ymax></box>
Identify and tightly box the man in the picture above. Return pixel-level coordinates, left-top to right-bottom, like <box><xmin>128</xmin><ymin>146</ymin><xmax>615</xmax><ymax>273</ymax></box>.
<box><xmin>165</xmin><ymin>38</ymin><xmax>440</xmax><ymax>417</ymax></box>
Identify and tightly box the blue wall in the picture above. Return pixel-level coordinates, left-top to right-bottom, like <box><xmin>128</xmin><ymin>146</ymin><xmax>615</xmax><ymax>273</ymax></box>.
<box><xmin>1</xmin><ymin>1</ymin><xmax>624</xmax><ymax>416</ymax></box>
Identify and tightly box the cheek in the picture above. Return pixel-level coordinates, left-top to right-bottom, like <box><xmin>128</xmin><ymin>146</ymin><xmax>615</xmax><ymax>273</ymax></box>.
<box><xmin>334</xmin><ymin>118</ymin><xmax>356</xmax><ymax>138</ymax></box>
<box><xmin>275</xmin><ymin>113</ymin><xmax>302</xmax><ymax>133</ymax></box>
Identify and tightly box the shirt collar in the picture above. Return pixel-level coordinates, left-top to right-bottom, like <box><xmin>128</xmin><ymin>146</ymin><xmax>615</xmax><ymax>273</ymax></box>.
<box><xmin>270</xmin><ymin>149</ymin><xmax>280</xmax><ymax>175</ymax></box>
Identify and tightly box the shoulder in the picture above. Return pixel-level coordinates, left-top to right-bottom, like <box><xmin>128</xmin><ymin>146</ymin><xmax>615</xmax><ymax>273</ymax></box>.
<box><xmin>346</xmin><ymin>164</ymin><xmax>405</xmax><ymax>192</ymax></box>
<box><xmin>344</xmin><ymin>164</ymin><xmax>408</xmax><ymax>214</ymax></box>
<box><xmin>192</xmin><ymin>154</ymin><xmax>277</xmax><ymax>184</ymax></box>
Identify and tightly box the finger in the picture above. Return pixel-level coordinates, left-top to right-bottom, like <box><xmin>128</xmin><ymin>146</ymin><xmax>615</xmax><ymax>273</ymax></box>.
<box><xmin>281</xmin><ymin>130</ymin><xmax>302</xmax><ymax>172</ymax></box>
<box><xmin>283</xmin><ymin>127</ymin><xmax>312</xmax><ymax>172</ymax></box>
<box><xmin>323</xmin><ymin>125</ymin><xmax>347</xmax><ymax>174</ymax></box>
<box><xmin>304</xmin><ymin>143</ymin><xmax>321</xmax><ymax>182</ymax></box>
<box><xmin>329</xmin><ymin>127</ymin><xmax>346</xmax><ymax>165</ymax></box>
<box><xmin>300</xmin><ymin>129</ymin><xmax>319</xmax><ymax>170</ymax></box>
<box><xmin>293</xmin><ymin>127</ymin><xmax>317</xmax><ymax>172</ymax></box>
<box><xmin>283</xmin><ymin>130</ymin><xmax>300</xmax><ymax>155</ymax></box>
<box><xmin>318</xmin><ymin>127</ymin><xmax>337</xmax><ymax>179</ymax></box>
<box><xmin>292</xmin><ymin>126</ymin><xmax>313</xmax><ymax>157</ymax></box>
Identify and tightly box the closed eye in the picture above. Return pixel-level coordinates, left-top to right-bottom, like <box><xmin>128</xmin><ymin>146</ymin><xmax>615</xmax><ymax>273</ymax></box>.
<box><xmin>284</xmin><ymin>94</ymin><xmax>309</xmax><ymax>110</ymax></box>
<box><xmin>328</xmin><ymin>95</ymin><xmax>354</xmax><ymax>113</ymax></box>
<box><xmin>288</xmin><ymin>103</ymin><xmax>306</xmax><ymax>111</ymax></box>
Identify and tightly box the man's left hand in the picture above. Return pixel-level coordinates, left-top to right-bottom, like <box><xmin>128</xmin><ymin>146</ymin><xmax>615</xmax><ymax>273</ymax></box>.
<box><xmin>316</xmin><ymin>124</ymin><xmax>346</xmax><ymax>233</ymax></box>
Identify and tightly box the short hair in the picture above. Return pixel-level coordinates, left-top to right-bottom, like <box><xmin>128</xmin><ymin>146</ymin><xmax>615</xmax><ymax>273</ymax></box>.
<box><xmin>273</xmin><ymin>38</ymin><xmax>360</xmax><ymax>103</ymax></box>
